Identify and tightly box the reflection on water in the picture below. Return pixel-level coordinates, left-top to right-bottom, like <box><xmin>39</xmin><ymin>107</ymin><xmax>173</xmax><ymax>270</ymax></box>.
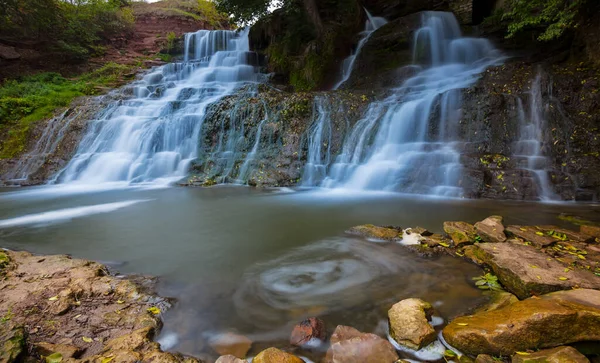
<box><xmin>0</xmin><ymin>186</ymin><xmax>599</xmax><ymax>360</ymax></box>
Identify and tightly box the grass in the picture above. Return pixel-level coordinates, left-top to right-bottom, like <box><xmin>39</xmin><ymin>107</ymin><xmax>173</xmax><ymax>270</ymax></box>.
<box><xmin>0</xmin><ymin>63</ymin><xmax>135</xmax><ymax>158</ymax></box>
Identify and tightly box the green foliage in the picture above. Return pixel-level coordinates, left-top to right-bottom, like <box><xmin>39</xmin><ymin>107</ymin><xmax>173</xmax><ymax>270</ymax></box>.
<box><xmin>0</xmin><ymin>63</ymin><xmax>134</xmax><ymax>158</ymax></box>
<box><xmin>472</xmin><ymin>273</ymin><xmax>504</xmax><ymax>291</ymax></box>
<box><xmin>214</xmin><ymin>0</ymin><xmax>273</xmax><ymax>25</ymax></box>
<box><xmin>197</xmin><ymin>0</ymin><xmax>228</xmax><ymax>27</ymax></box>
<box><xmin>502</xmin><ymin>0</ymin><xmax>587</xmax><ymax>41</ymax></box>
<box><xmin>0</xmin><ymin>0</ymin><xmax>135</xmax><ymax>61</ymax></box>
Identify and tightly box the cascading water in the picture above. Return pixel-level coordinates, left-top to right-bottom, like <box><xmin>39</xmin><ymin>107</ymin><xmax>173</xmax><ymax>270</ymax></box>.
<box><xmin>332</xmin><ymin>10</ymin><xmax>387</xmax><ymax>90</ymax></box>
<box><xmin>53</xmin><ymin>29</ymin><xmax>261</xmax><ymax>185</ymax></box>
<box><xmin>301</xmin><ymin>97</ymin><xmax>333</xmax><ymax>186</ymax></box>
<box><xmin>513</xmin><ymin>72</ymin><xmax>558</xmax><ymax>200</ymax></box>
<box><xmin>321</xmin><ymin>12</ymin><xmax>502</xmax><ymax>196</ymax></box>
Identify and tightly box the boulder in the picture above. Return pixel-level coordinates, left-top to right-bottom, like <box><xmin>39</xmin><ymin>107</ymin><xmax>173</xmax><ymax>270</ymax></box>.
<box><xmin>465</xmin><ymin>243</ymin><xmax>600</xmax><ymax>299</ymax></box>
<box><xmin>324</xmin><ymin>325</ymin><xmax>399</xmax><ymax>363</ymax></box>
<box><xmin>253</xmin><ymin>348</ymin><xmax>303</xmax><ymax>363</ymax></box>
<box><xmin>511</xmin><ymin>346</ymin><xmax>590</xmax><ymax>363</ymax></box>
<box><xmin>216</xmin><ymin>355</ymin><xmax>247</xmax><ymax>363</ymax></box>
<box><xmin>388</xmin><ymin>298</ymin><xmax>436</xmax><ymax>350</ymax></box>
<box><xmin>209</xmin><ymin>332</ymin><xmax>252</xmax><ymax>358</ymax></box>
<box><xmin>444</xmin><ymin>221</ymin><xmax>477</xmax><ymax>246</ymax></box>
<box><xmin>443</xmin><ymin>289</ymin><xmax>600</xmax><ymax>356</ymax></box>
<box><xmin>0</xmin><ymin>45</ymin><xmax>20</xmax><ymax>60</ymax></box>
<box><xmin>475</xmin><ymin>216</ymin><xmax>507</xmax><ymax>242</ymax></box>
<box><xmin>475</xmin><ymin>291</ymin><xmax>518</xmax><ymax>313</ymax></box>
<box><xmin>290</xmin><ymin>317</ymin><xmax>326</xmax><ymax>347</ymax></box>
<box><xmin>505</xmin><ymin>226</ymin><xmax>556</xmax><ymax>247</ymax></box>
<box><xmin>581</xmin><ymin>225</ymin><xmax>600</xmax><ymax>239</ymax></box>
<box><xmin>0</xmin><ymin>324</ymin><xmax>25</xmax><ymax>363</ymax></box>
<box><xmin>346</xmin><ymin>224</ymin><xmax>402</xmax><ymax>241</ymax></box>
<box><xmin>536</xmin><ymin>225</ymin><xmax>595</xmax><ymax>244</ymax></box>
<box><xmin>421</xmin><ymin>233</ymin><xmax>451</xmax><ymax>248</ymax></box>
<box><xmin>475</xmin><ymin>355</ymin><xmax>496</xmax><ymax>363</ymax></box>
<box><xmin>34</xmin><ymin>342</ymin><xmax>80</xmax><ymax>359</ymax></box>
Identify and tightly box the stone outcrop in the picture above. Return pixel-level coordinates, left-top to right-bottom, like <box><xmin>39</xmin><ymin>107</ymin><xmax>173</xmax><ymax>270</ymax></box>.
<box><xmin>324</xmin><ymin>325</ymin><xmax>399</xmax><ymax>363</ymax></box>
<box><xmin>346</xmin><ymin>224</ymin><xmax>403</xmax><ymax>241</ymax></box>
<box><xmin>475</xmin><ymin>216</ymin><xmax>507</xmax><ymax>242</ymax></box>
<box><xmin>444</xmin><ymin>221</ymin><xmax>477</xmax><ymax>246</ymax></box>
<box><xmin>253</xmin><ymin>347</ymin><xmax>303</xmax><ymax>363</ymax></box>
<box><xmin>388</xmin><ymin>298</ymin><xmax>437</xmax><ymax>350</ymax></box>
<box><xmin>290</xmin><ymin>317</ymin><xmax>326</xmax><ymax>347</ymax></box>
<box><xmin>443</xmin><ymin>289</ymin><xmax>600</xmax><ymax>356</ymax></box>
<box><xmin>511</xmin><ymin>346</ymin><xmax>590</xmax><ymax>363</ymax></box>
<box><xmin>463</xmin><ymin>243</ymin><xmax>600</xmax><ymax>299</ymax></box>
<box><xmin>216</xmin><ymin>356</ymin><xmax>246</xmax><ymax>363</ymax></box>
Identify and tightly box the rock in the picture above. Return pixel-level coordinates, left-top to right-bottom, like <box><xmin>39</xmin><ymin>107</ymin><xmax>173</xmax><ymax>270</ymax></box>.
<box><xmin>475</xmin><ymin>355</ymin><xmax>496</xmax><ymax>363</ymax></box>
<box><xmin>216</xmin><ymin>356</ymin><xmax>247</xmax><ymax>363</ymax></box>
<box><xmin>466</xmin><ymin>243</ymin><xmax>600</xmax><ymax>299</ymax></box>
<box><xmin>290</xmin><ymin>317</ymin><xmax>326</xmax><ymax>347</ymax></box>
<box><xmin>536</xmin><ymin>225</ymin><xmax>595</xmax><ymax>244</ymax></box>
<box><xmin>443</xmin><ymin>289</ymin><xmax>600</xmax><ymax>356</ymax></box>
<box><xmin>209</xmin><ymin>332</ymin><xmax>252</xmax><ymax>358</ymax></box>
<box><xmin>34</xmin><ymin>342</ymin><xmax>80</xmax><ymax>358</ymax></box>
<box><xmin>0</xmin><ymin>45</ymin><xmax>21</xmax><ymax>60</ymax></box>
<box><xmin>505</xmin><ymin>225</ymin><xmax>556</xmax><ymax>247</ymax></box>
<box><xmin>475</xmin><ymin>216</ymin><xmax>507</xmax><ymax>242</ymax></box>
<box><xmin>253</xmin><ymin>347</ymin><xmax>303</xmax><ymax>363</ymax></box>
<box><xmin>388</xmin><ymin>298</ymin><xmax>436</xmax><ymax>350</ymax></box>
<box><xmin>0</xmin><ymin>324</ymin><xmax>25</xmax><ymax>363</ymax></box>
<box><xmin>346</xmin><ymin>224</ymin><xmax>402</xmax><ymax>241</ymax></box>
<box><xmin>475</xmin><ymin>291</ymin><xmax>518</xmax><ymax>313</ymax></box>
<box><xmin>511</xmin><ymin>346</ymin><xmax>590</xmax><ymax>363</ymax></box>
<box><xmin>421</xmin><ymin>233</ymin><xmax>451</xmax><ymax>248</ymax></box>
<box><xmin>407</xmin><ymin>227</ymin><xmax>433</xmax><ymax>236</ymax></box>
<box><xmin>444</xmin><ymin>221</ymin><xmax>477</xmax><ymax>246</ymax></box>
<box><xmin>105</xmin><ymin>326</ymin><xmax>154</xmax><ymax>351</ymax></box>
<box><xmin>324</xmin><ymin>325</ymin><xmax>399</xmax><ymax>363</ymax></box>
<box><xmin>581</xmin><ymin>225</ymin><xmax>600</xmax><ymax>239</ymax></box>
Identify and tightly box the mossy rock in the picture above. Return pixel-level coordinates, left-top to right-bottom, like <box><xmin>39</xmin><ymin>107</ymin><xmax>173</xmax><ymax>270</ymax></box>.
<box><xmin>0</xmin><ymin>325</ymin><xmax>26</xmax><ymax>363</ymax></box>
<box><xmin>346</xmin><ymin>224</ymin><xmax>402</xmax><ymax>241</ymax></box>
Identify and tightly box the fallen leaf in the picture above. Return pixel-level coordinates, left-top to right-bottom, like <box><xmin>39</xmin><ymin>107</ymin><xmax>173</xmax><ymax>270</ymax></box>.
<box><xmin>48</xmin><ymin>296</ymin><xmax>58</xmax><ymax>301</ymax></box>
<box><xmin>117</xmin><ymin>300</ymin><xmax>124</xmax><ymax>304</ymax></box>
<box><xmin>46</xmin><ymin>353</ymin><xmax>63</xmax><ymax>363</ymax></box>
<box><xmin>457</xmin><ymin>323</ymin><xmax>469</xmax><ymax>326</ymax></box>
<box><xmin>101</xmin><ymin>357</ymin><xmax>115</xmax><ymax>363</ymax></box>
<box><xmin>515</xmin><ymin>352</ymin><xmax>531</xmax><ymax>356</ymax></box>
<box><xmin>147</xmin><ymin>306</ymin><xmax>161</xmax><ymax>315</ymax></box>
<box><xmin>82</xmin><ymin>336</ymin><xmax>93</xmax><ymax>343</ymax></box>
<box><xmin>558</xmin><ymin>277</ymin><xmax>569</xmax><ymax>281</ymax></box>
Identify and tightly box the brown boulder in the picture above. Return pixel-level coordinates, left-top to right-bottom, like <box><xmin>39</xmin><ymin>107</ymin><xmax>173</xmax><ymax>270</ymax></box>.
<box><xmin>388</xmin><ymin>298</ymin><xmax>436</xmax><ymax>350</ymax></box>
<box><xmin>444</xmin><ymin>221</ymin><xmax>477</xmax><ymax>246</ymax></box>
<box><xmin>443</xmin><ymin>289</ymin><xmax>600</xmax><ymax>356</ymax></box>
<box><xmin>0</xmin><ymin>45</ymin><xmax>21</xmax><ymax>60</ymax></box>
<box><xmin>475</xmin><ymin>291</ymin><xmax>518</xmax><ymax>313</ymax></box>
<box><xmin>475</xmin><ymin>216</ymin><xmax>507</xmax><ymax>242</ymax></box>
<box><xmin>505</xmin><ymin>226</ymin><xmax>556</xmax><ymax>247</ymax></box>
<box><xmin>215</xmin><ymin>355</ymin><xmax>247</xmax><ymax>363</ymax></box>
<box><xmin>209</xmin><ymin>332</ymin><xmax>252</xmax><ymax>358</ymax></box>
<box><xmin>253</xmin><ymin>348</ymin><xmax>303</xmax><ymax>363</ymax></box>
<box><xmin>290</xmin><ymin>317</ymin><xmax>326</xmax><ymax>347</ymax></box>
<box><xmin>346</xmin><ymin>224</ymin><xmax>402</xmax><ymax>241</ymax></box>
<box><xmin>511</xmin><ymin>346</ymin><xmax>589</xmax><ymax>363</ymax></box>
<box><xmin>581</xmin><ymin>225</ymin><xmax>600</xmax><ymax>239</ymax></box>
<box><xmin>324</xmin><ymin>325</ymin><xmax>399</xmax><ymax>363</ymax></box>
<box><xmin>465</xmin><ymin>243</ymin><xmax>600</xmax><ymax>299</ymax></box>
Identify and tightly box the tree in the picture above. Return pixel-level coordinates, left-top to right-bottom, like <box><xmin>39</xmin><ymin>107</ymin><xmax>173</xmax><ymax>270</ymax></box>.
<box><xmin>503</xmin><ymin>0</ymin><xmax>588</xmax><ymax>41</ymax></box>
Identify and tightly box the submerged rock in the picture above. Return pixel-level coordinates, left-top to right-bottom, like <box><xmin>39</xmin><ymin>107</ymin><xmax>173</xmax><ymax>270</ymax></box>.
<box><xmin>444</xmin><ymin>221</ymin><xmax>477</xmax><ymax>246</ymax></box>
<box><xmin>464</xmin><ymin>243</ymin><xmax>600</xmax><ymax>298</ymax></box>
<box><xmin>475</xmin><ymin>216</ymin><xmax>507</xmax><ymax>242</ymax></box>
<box><xmin>388</xmin><ymin>298</ymin><xmax>436</xmax><ymax>350</ymax></box>
<box><xmin>443</xmin><ymin>289</ymin><xmax>600</xmax><ymax>356</ymax></box>
<box><xmin>511</xmin><ymin>346</ymin><xmax>590</xmax><ymax>363</ymax></box>
<box><xmin>290</xmin><ymin>317</ymin><xmax>326</xmax><ymax>347</ymax></box>
<box><xmin>253</xmin><ymin>347</ymin><xmax>303</xmax><ymax>363</ymax></box>
<box><xmin>216</xmin><ymin>355</ymin><xmax>247</xmax><ymax>363</ymax></box>
<box><xmin>324</xmin><ymin>325</ymin><xmax>399</xmax><ymax>363</ymax></box>
<box><xmin>475</xmin><ymin>291</ymin><xmax>518</xmax><ymax>313</ymax></box>
<box><xmin>346</xmin><ymin>224</ymin><xmax>402</xmax><ymax>241</ymax></box>
<box><xmin>209</xmin><ymin>332</ymin><xmax>252</xmax><ymax>358</ymax></box>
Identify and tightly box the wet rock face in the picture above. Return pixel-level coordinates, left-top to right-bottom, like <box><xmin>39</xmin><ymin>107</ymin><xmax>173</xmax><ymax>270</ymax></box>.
<box><xmin>511</xmin><ymin>346</ymin><xmax>590</xmax><ymax>363</ymax></box>
<box><xmin>443</xmin><ymin>289</ymin><xmax>600</xmax><ymax>356</ymax></box>
<box><xmin>443</xmin><ymin>221</ymin><xmax>477</xmax><ymax>246</ymax></box>
<box><xmin>0</xmin><ymin>324</ymin><xmax>25</xmax><ymax>363</ymax></box>
<box><xmin>324</xmin><ymin>325</ymin><xmax>399</xmax><ymax>363</ymax></box>
<box><xmin>290</xmin><ymin>317</ymin><xmax>326</xmax><ymax>347</ymax></box>
<box><xmin>475</xmin><ymin>216</ymin><xmax>506</xmax><ymax>242</ymax></box>
<box><xmin>387</xmin><ymin>298</ymin><xmax>436</xmax><ymax>350</ymax></box>
<box><xmin>253</xmin><ymin>347</ymin><xmax>304</xmax><ymax>363</ymax></box>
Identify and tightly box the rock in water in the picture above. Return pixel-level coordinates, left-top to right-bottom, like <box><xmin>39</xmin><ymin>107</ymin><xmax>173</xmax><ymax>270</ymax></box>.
<box><xmin>443</xmin><ymin>221</ymin><xmax>477</xmax><ymax>246</ymax></box>
<box><xmin>209</xmin><ymin>332</ymin><xmax>252</xmax><ymax>358</ymax></box>
<box><xmin>504</xmin><ymin>226</ymin><xmax>555</xmax><ymax>247</ymax></box>
<box><xmin>475</xmin><ymin>216</ymin><xmax>507</xmax><ymax>242</ymax></box>
<box><xmin>290</xmin><ymin>317</ymin><xmax>326</xmax><ymax>347</ymax></box>
<box><xmin>443</xmin><ymin>289</ymin><xmax>600</xmax><ymax>356</ymax></box>
<box><xmin>463</xmin><ymin>243</ymin><xmax>600</xmax><ymax>298</ymax></box>
<box><xmin>253</xmin><ymin>348</ymin><xmax>304</xmax><ymax>363</ymax></box>
<box><xmin>215</xmin><ymin>355</ymin><xmax>247</xmax><ymax>363</ymax></box>
<box><xmin>511</xmin><ymin>346</ymin><xmax>590</xmax><ymax>363</ymax></box>
<box><xmin>346</xmin><ymin>224</ymin><xmax>402</xmax><ymax>241</ymax></box>
<box><xmin>0</xmin><ymin>324</ymin><xmax>25</xmax><ymax>363</ymax></box>
<box><xmin>388</xmin><ymin>298</ymin><xmax>437</xmax><ymax>350</ymax></box>
<box><xmin>324</xmin><ymin>325</ymin><xmax>399</xmax><ymax>363</ymax></box>
<box><xmin>581</xmin><ymin>225</ymin><xmax>600</xmax><ymax>239</ymax></box>
<box><xmin>475</xmin><ymin>291</ymin><xmax>518</xmax><ymax>313</ymax></box>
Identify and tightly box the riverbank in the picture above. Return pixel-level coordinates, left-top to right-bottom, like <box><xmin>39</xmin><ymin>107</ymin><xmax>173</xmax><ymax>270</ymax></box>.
<box><xmin>1</xmin><ymin>211</ymin><xmax>599</xmax><ymax>362</ymax></box>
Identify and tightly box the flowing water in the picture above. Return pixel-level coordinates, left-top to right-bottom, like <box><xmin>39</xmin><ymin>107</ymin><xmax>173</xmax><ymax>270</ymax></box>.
<box><xmin>52</xmin><ymin>29</ymin><xmax>261</xmax><ymax>186</ymax></box>
<box><xmin>301</xmin><ymin>97</ymin><xmax>333</xmax><ymax>186</ymax></box>
<box><xmin>322</xmin><ymin>12</ymin><xmax>502</xmax><ymax>196</ymax></box>
<box><xmin>513</xmin><ymin>72</ymin><xmax>559</xmax><ymax>200</ymax></box>
<box><xmin>1</xmin><ymin>186</ymin><xmax>597</xmax><ymax>360</ymax></box>
<box><xmin>332</xmin><ymin>9</ymin><xmax>387</xmax><ymax>90</ymax></box>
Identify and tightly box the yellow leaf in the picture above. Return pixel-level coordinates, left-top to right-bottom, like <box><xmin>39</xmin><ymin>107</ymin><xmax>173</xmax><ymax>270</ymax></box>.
<box><xmin>558</xmin><ymin>277</ymin><xmax>569</xmax><ymax>281</ymax></box>
<box><xmin>457</xmin><ymin>323</ymin><xmax>469</xmax><ymax>326</ymax></box>
<box><xmin>516</xmin><ymin>352</ymin><xmax>530</xmax><ymax>356</ymax></box>
<box><xmin>101</xmin><ymin>357</ymin><xmax>115</xmax><ymax>363</ymax></box>
<box><xmin>536</xmin><ymin>275</ymin><xmax>541</xmax><ymax>280</ymax></box>
<box><xmin>82</xmin><ymin>336</ymin><xmax>93</xmax><ymax>343</ymax></box>
<box><xmin>147</xmin><ymin>306</ymin><xmax>161</xmax><ymax>315</ymax></box>
<box><xmin>578</xmin><ymin>255</ymin><xmax>586</xmax><ymax>260</ymax></box>
<box><xmin>45</xmin><ymin>352</ymin><xmax>63</xmax><ymax>363</ymax></box>
<box><xmin>48</xmin><ymin>296</ymin><xmax>58</xmax><ymax>301</ymax></box>
<box><xmin>117</xmin><ymin>300</ymin><xmax>124</xmax><ymax>304</ymax></box>
<box><xmin>74</xmin><ymin>314</ymin><xmax>81</xmax><ymax>319</ymax></box>
<box><xmin>564</xmin><ymin>268</ymin><xmax>570</xmax><ymax>273</ymax></box>
<box><xmin>530</xmin><ymin>265</ymin><xmax>539</xmax><ymax>269</ymax></box>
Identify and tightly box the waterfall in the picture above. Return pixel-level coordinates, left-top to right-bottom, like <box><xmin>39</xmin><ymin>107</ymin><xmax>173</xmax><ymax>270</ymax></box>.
<box><xmin>332</xmin><ymin>10</ymin><xmax>387</xmax><ymax>90</ymax></box>
<box><xmin>53</xmin><ymin>28</ymin><xmax>260</xmax><ymax>186</ymax></box>
<box><xmin>301</xmin><ymin>97</ymin><xmax>333</xmax><ymax>186</ymax></box>
<box><xmin>322</xmin><ymin>12</ymin><xmax>502</xmax><ymax>196</ymax></box>
<box><xmin>513</xmin><ymin>72</ymin><xmax>558</xmax><ymax>200</ymax></box>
